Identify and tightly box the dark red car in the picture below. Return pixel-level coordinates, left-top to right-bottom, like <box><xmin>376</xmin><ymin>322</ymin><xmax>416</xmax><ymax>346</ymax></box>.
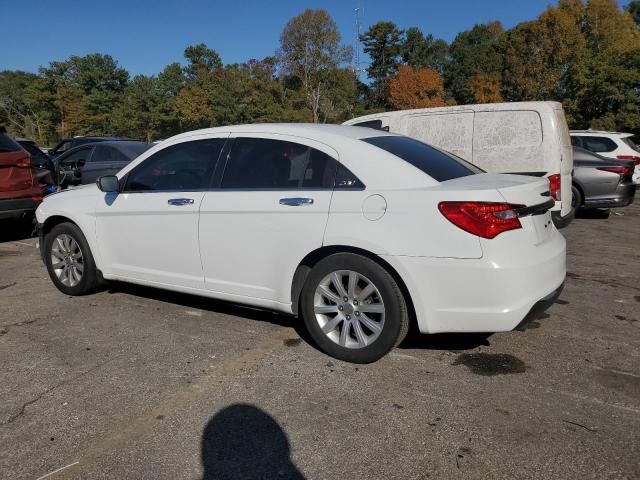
<box><xmin>0</xmin><ymin>126</ymin><xmax>43</xmax><ymax>221</ymax></box>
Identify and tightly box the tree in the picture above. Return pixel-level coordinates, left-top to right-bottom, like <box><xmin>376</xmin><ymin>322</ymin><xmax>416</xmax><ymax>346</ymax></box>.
<box><xmin>360</xmin><ymin>21</ymin><xmax>404</xmax><ymax>107</ymax></box>
<box><xmin>0</xmin><ymin>71</ymin><xmax>57</xmax><ymax>143</ymax></box>
<box><xmin>183</xmin><ymin>43</ymin><xmax>222</xmax><ymax>80</ymax></box>
<box><xmin>387</xmin><ymin>65</ymin><xmax>445</xmax><ymax>110</ymax></box>
<box><xmin>40</xmin><ymin>53</ymin><xmax>129</xmax><ymax>135</ymax></box>
<box><xmin>402</xmin><ymin>27</ymin><xmax>449</xmax><ymax>74</ymax></box>
<box><xmin>278</xmin><ymin>9</ymin><xmax>351</xmax><ymax>122</ymax></box>
<box><xmin>627</xmin><ymin>0</ymin><xmax>640</xmax><ymax>26</ymax></box>
<box><xmin>468</xmin><ymin>74</ymin><xmax>503</xmax><ymax>103</ymax></box>
<box><xmin>444</xmin><ymin>22</ymin><xmax>504</xmax><ymax>104</ymax></box>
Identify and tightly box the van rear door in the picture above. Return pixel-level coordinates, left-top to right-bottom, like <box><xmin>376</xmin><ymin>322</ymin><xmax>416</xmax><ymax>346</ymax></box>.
<box><xmin>553</xmin><ymin>106</ymin><xmax>573</xmax><ymax>217</ymax></box>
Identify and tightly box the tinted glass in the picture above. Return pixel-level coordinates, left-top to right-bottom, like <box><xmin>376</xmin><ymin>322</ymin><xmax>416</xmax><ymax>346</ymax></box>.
<box><xmin>570</xmin><ymin>136</ymin><xmax>582</xmax><ymax>147</ymax></box>
<box><xmin>335</xmin><ymin>164</ymin><xmax>365</xmax><ymax>189</ymax></box>
<box><xmin>582</xmin><ymin>136</ymin><xmax>617</xmax><ymax>153</ymax></box>
<box><xmin>20</xmin><ymin>142</ymin><xmax>52</xmax><ymax>169</ymax></box>
<box><xmin>124</xmin><ymin>139</ymin><xmax>224</xmax><ymax>191</ymax></box>
<box><xmin>353</xmin><ymin>120</ymin><xmax>383</xmax><ymax>130</ymax></box>
<box><xmin>362</xmin><ymin>136</ymin><xmax>482</xmax><ymax>182</ymax></box>
<box><xmin>221</xmin><ymin>138</ymin><xmax>336</xmax><ymax>189</ymax></box>
<box><xmin>59</xmin><ymin>148</ymin><xmax>92</xmax><ymax>168</ymax></box>
<box><xmin>0</xmin><ymin>132</ymin><xmax>21</xmax><ymax>152</ymax></box>
<box><xmin>56</xmin><ymin>141</ymin><xmax>72</xmax><ymax>153</ymax></box>
<box><xmin>90</xmin><ymin>145</ymin><xmax>132</xmax><ymax>164</ymax></box>
<box><xmin>622</xmin><ymin>136</ymin><xmax>639</xmax><ymax>152</ymax></box>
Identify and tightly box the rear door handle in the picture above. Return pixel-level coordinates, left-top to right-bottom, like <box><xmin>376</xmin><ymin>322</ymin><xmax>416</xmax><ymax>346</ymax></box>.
<box><xmin>279</xmin><ymin>197</ymin><xmax>314</xmax><ymax>206</ymax></box>
<box><xmin>168</xmin><ymin>198</ymin><xmax>194</xmax><ymax>206</ymax></box>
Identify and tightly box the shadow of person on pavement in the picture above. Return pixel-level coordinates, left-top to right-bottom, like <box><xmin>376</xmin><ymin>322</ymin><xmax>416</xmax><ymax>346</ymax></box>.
<box><xmin>201</xmin><ymin>404</ymin><xmax>305</xmax><ymax>480</ymax></box>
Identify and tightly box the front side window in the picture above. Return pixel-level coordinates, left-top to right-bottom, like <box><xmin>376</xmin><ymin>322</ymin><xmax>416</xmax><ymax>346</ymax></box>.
<box><xmin>221</xmin><ymin>138</ymin><xmax>336</xmax><ymax>189</ymax></box>
<box><xmin>59</xmin><ymin>148</ymin><xmax>92</xmax><ymax>169</ymax></box>
<box><xmin>124</xmin><ymin>139</ymin><xmax>225</xmax><ymax>192</ymax></box>
<box><xmin>582</xmin><ymin>136</ymin><xmax>617</xmax><ymax>153</ymax></box>
<box><xmin>363</xmin><ymin>135</ymin><xmax>482</xmax><ymax>182</ymax></box>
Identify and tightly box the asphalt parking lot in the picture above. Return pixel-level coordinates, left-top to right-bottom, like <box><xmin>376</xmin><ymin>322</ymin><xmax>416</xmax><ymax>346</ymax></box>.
<box><xmin>1</xmin><ymin>205</ymin><xmax>639</xmax><ymax>480</ymax></box>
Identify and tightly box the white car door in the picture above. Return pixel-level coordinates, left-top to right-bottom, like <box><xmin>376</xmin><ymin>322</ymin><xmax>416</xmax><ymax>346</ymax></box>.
<box><xmin>198</xmin><ymin>134</ymin><xmax>337</xmax><ymax>307</ymax></box>
<box><xmin>94</xmin><ymin>137</ymin><xmax>227</xmax><ymax>289</ymax></box>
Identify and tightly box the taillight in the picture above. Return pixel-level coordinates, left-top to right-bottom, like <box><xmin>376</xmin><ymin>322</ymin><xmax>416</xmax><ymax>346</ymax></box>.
<box><xmin>548</xmin><ymin>174</ymin><xmax>561</xmax><ymax>201</ymax></box>
<box><xmin>438</xmin><ymin>202</ymin><xmax>524</xmax><ymax>239</ymax></box>
<box><xmin>16</xmin><ymin>156</ymin><xmax>31</xmax><ymax>167</ymax></box>
<box><xmin>31</xmin><ymin>196</ymin><xmax>43</xmax><ymax>202</ymax></box>
<box><xmin>617</xmin><ymin>155</ymin><xmax>640</xmax><ymax>165</ymax></box>
<box><xmin>597</xmin><ymin>166</ymin><xmax>634</xmax><ymax>176</ymax></box>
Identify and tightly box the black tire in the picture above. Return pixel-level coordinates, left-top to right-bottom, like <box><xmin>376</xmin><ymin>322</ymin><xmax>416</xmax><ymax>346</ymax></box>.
<box><xmin>43</xmin><ymin>222</ymin><xmax>100</xmax><ymax>295</ymax></box>
<box><xmin>571</xmin><ymin>185</ymin><xmax>583</xmax><ymax>210</ymax></box>
<box><xmin>300</xmin><ymin>253</ymin><xmax>409</xmax><ymax>364</ymax></box>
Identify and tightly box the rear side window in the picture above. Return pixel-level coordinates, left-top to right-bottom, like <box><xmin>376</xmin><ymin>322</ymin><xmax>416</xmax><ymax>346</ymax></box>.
<box><xmin>221</xmin><ymin>138</ymin><xmax>336</xmax><ymax>189</ymax></box>
<box><xmin>0</xmin><ymin>132</ymin><xmax>21</xmax><ymax>152</ymax></box>
<box><xmin>91</xmin><ymin>145</ymin><xmax>131</xmax><ymax>164</ymax></box>
<box><xmin>582</xmin><ymin>136</ymin><xmax>617</xmax><ymax>153</ymax></box>
<box><xmin>622</xmin><ymin>136</ymin><xmax>639</xmax><ymax>152</ymax></box>
<box><xmin>124</xmin><ymin>139</ymin><xmax>224</xmax><ymax>191</ymax></box>
<box><xmin>362</xmin><ymin>136</ymin><xmax>482</xmax><ymax>182</ymax></box>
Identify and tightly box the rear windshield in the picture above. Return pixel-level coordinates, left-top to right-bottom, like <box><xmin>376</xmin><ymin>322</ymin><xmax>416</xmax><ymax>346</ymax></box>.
<box><xmin>362</xmin><ymin>135</ymin><xmax>482</xmax><ymax>182</ymax></box>
<box><xmin>622</xmin><ymin>136</ymin><xmax>639</xmax><ymax>152</ymax></box>
<box><xmin>0</xmin><ymin>132</ymin><xmax>22</xmax><ymax>153</ymax></box>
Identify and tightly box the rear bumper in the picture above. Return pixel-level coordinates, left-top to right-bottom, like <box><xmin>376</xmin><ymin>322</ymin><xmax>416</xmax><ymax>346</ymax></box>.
<box><xmin>514</xmin><ymin>282</ymin><xmax>564</xmax><ymax>331</ymax></box>
<box><xmin>381</xmin><ymin>229</ymin><xmax>566</xmax><ymax>334</ymax></box>
<box><xmin>0</xmin><ymin>197</ymin><xmax>41</xmax><ymax>220</ymax></box>
<box><xmin>551</xmin><ymin>208</ymin><xmax>575</xmax><ymax>228</ymax></box>
<box><xmin>583</xmin><ymin>182</ymin><xmax>636</xmax><ymax>209</ymax></box>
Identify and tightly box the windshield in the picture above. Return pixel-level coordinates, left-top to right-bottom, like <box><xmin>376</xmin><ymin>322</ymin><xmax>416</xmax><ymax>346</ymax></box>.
<box><xmin>362</xmin><ymin>135</ymin><xmax>482</xmax><ymax>182</ymax></box>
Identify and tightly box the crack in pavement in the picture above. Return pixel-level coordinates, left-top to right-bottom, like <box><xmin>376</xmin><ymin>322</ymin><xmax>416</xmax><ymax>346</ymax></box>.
<box><xmin>0</xmin><ymin>317</ymin><xmax>43</xmax><ymax>336</ymax></box>
<box><xmin>0</xmin><ymin>360</ymin><xmax>113</xmax><ymax>426</ymax></box>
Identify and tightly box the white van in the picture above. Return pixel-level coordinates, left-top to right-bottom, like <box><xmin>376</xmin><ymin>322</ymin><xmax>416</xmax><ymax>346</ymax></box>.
<box><xmin>343</xmin><ymin>101</ymin><xmax>574</xmax><ymax>227</ymax></box>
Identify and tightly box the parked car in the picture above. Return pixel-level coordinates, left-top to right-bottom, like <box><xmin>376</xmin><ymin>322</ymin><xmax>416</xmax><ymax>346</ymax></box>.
<box><xmin>571</xmin><ymin>146</ymin><xmax>636</xmax><ymax>210</ymax></box>
<box><xmin>16</xmin><ymin>138</ymin><xmax>56</xmax><ymax>186</ymax></box>
<box><xmin>36</xmin><ymin>124</ymin><xmax>566</xmax><ymax>363</ymax></box>
<box><xmin>56</xmin><ymin>141</ymin><xmax>151</xmax><ymax>188</ymax></box>
<box><xmin>343</xmin><ymin>101</ymin><xmax>574</xmax><ymax>228</ymax></box>
<box><xmin>0</xmin><ymin>127</ymin><xmax>43</xmax><ymax>221</ymax></box>
<box><xmin>571</xmin><ymin>130</ymin><xmax>640</xmax><ymax>183</ymax></box>
<box><xmin>48</xmin><ymin>136</ymin><xmax>131</xmax><ymax>159</ymax></box>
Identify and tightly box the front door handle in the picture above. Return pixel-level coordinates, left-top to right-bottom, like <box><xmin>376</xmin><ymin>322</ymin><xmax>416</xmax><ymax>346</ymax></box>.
<box><xmin>279</xmin><ymin>197</ymin><xmax>314</xmax><ymax>206</ymax></box>
<box><xmin>168</xmin><ymin>198</ymin><xmax>194</xmax><ymax>206</ymax></box>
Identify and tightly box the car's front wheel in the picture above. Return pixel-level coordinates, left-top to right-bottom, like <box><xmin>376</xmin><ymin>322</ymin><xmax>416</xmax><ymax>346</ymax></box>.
<box><xmin>301</xmin><ymin>253</ymin><xmax>409</xmax><ymax>363</ymax></box>
<box><xmin>44</xmin><ymin>222</ymin><xmax>100</xmax><ymax>295</ymax></box>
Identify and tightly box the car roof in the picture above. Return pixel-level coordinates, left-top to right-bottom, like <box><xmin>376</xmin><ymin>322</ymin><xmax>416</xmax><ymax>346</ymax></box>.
<box><xmin>56</xmin><ymin>140</ymin><xmax>149</xmax><ymax>157</ymax></box>
<box><xmin>168</xmin><ymin>123</ymin><xmax>398</xmax><ymax>143</ymax></box>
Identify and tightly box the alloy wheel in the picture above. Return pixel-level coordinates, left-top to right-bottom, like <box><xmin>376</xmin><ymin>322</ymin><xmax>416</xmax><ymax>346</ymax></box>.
<box><xmin>50</xmin><ymin>233</ymin><xmax>84</xmax><ymax>287</ymax></box>
<box><xmin>313</xmin><ymin>270</ymin><xmax>385</xmax><ymax>349</ymax></box>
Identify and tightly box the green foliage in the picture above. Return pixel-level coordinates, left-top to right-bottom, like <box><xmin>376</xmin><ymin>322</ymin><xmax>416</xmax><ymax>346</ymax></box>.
<box><xmin>360</xmin><ymin>21</ymin><xmax>404</xmax><ymax>107</ymax></box>
<box><xmin>402</xmin><ymin>27</ymin><xmax>448</xmax><ymax>74</ymax></box>
<box><xmin>628</xmin><ymin>0</ymin><xmax>640</xmax><ymax>26</ymax></box>
<box><xmin>444</xmin><ymin>22</ymin><xmax>504</xmax><ymax>105</ymax></box>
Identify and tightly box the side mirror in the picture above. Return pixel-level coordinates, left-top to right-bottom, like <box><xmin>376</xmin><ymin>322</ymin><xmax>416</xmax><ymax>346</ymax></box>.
<box><xmin>97</xmin><ymin>175</ymin><xmax>119</xmax><ymax>193</ymax></box>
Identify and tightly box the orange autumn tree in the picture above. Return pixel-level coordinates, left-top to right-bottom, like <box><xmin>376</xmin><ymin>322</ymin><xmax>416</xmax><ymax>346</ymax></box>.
<box><xmin>387</xmin><ymin>65</ymin><xmax>445</xmax><ymax>110</ymax></box>
<box><xmin>468</xmin><ymin>73</ymin><xmax>503</xmax><ymax>103</ymax></box>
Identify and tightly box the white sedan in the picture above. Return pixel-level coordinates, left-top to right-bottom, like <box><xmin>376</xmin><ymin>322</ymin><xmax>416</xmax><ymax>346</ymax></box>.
<box><xmin>36</xmin><ymin>124</ymin><xmax>566</xmax><ymax>363</ymax></box>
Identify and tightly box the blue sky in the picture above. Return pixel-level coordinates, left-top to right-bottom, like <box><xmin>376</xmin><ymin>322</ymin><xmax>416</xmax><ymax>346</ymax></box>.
<box><xmin>1</xmin><ymin>0</ymin><xmax>631</xmax><ymax>77</ymax></box>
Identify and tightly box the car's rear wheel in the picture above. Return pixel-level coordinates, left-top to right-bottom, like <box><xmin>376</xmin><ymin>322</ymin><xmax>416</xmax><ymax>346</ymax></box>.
<box><xmin>44</xmin><ymin>222</ymin><xmax>99</xmax><ymax>295</ymax></box>
<box><xmin>301</xmin><ymin>253</ymin><xmax>409</xmax><ymax>363</ymax></box>
<box><xmin>571</xmin><ymin>185</ymin><xmax>583</xmax><ymax>210</ymax></box>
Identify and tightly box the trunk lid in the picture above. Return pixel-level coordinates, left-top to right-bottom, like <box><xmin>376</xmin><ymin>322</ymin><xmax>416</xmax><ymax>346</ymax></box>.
<box><xmin>440</xmin><ymin>173</ymin><xmax>554</xmax><ymax>245</ymax></box>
